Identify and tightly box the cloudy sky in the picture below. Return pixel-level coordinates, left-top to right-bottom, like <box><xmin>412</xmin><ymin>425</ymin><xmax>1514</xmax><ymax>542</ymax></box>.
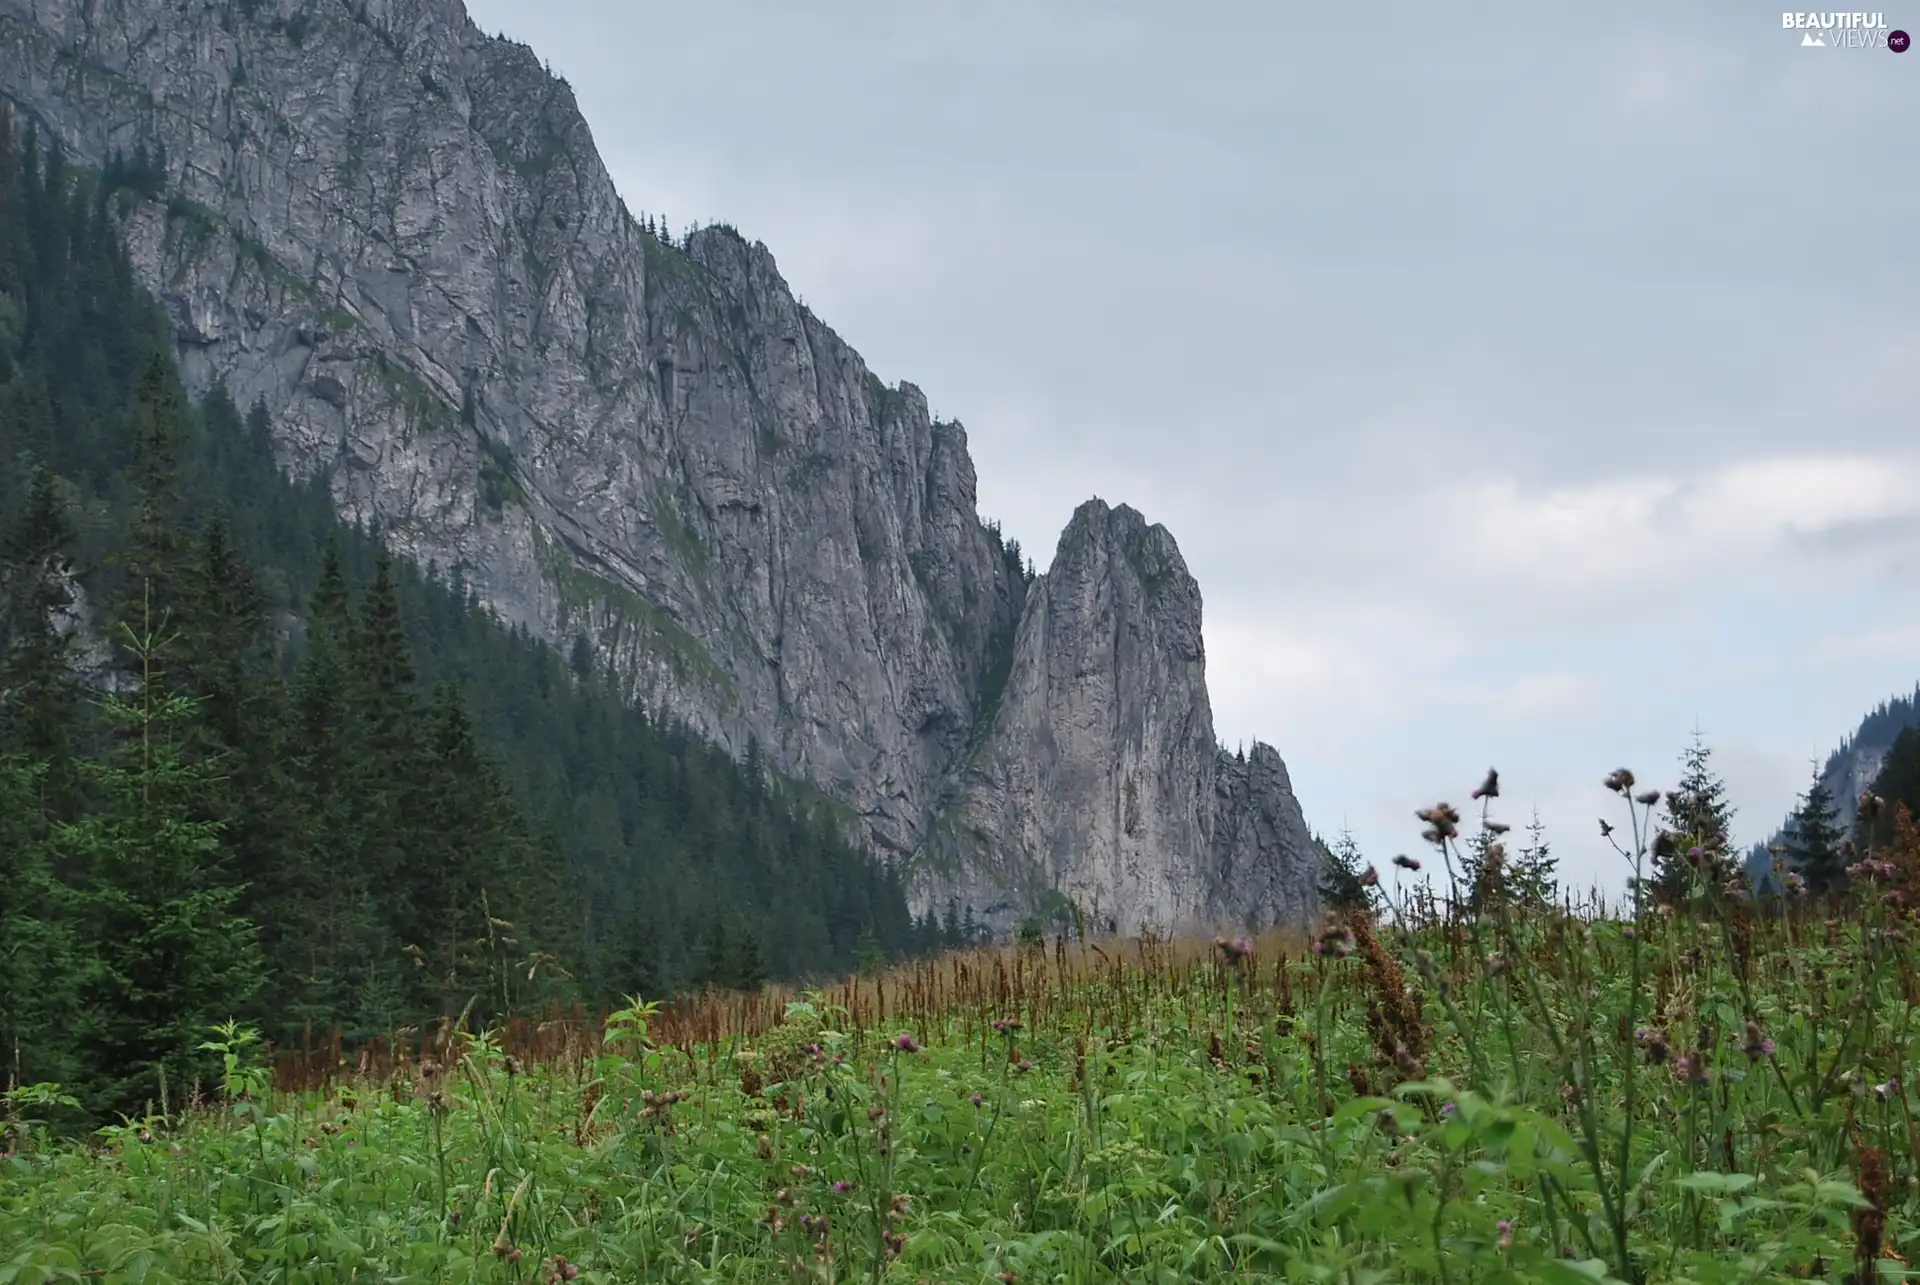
<box><xmin>465</xmin><ymin>0</ymin><xmax>1917</xmax><ymax>897</ymax></box>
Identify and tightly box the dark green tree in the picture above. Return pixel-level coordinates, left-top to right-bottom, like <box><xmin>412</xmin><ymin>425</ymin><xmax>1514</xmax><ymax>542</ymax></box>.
<box><xmin>0</xmin><ymin>465</ymin><xmax>82</xmax><ymax>805</ymax></box>
<box><xmin>1508</xmin><ymin>809</ymin><xmax>1559</xmax><ymax>908</ymax></box>
<box><xmin>1787</xmin><ymin>762</ymin><xmax>1846</xmax><ymax>899</ymax></box>
<box><xmin>1652</xmin><ymin>730</ymin><xmax>1737</xmax><ymax>906</ymax></box>
<box><xmin>1317</xmin><ymin>829</ymin><xmax>1378</xmax><ymax>914</ymax></box>
<box><xmin>1863</xmin><ymin>727</ymin><xmax>1920</xmax><ymax>851</ymax></box>
<box><xmin>58</xmin><ymin>611</ymin><xmax>262</xmax><ymax>1119</ymax></box>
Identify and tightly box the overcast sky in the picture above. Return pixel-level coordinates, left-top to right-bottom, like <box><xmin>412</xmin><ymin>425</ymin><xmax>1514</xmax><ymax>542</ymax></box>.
<box><xmin>464</xmin><ymin>0</ymin><xmax>1917</xmax><ymax>897</ymax></box>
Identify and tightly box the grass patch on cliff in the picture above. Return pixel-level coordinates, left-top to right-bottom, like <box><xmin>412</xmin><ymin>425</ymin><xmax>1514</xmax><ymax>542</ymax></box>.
<box><xmin>369</xmin><ymin>351</ymin><xmax>457</xmax><ymax>438</ymax></box>
<box><xmin>537</xmin><ymin>526</ymin><xmax>731</xmax><ymax>701</ymax></box>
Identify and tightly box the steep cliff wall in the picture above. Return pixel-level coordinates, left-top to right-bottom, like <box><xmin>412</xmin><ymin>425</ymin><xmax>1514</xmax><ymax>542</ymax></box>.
<box><xmin>0</xmin><ymin>0</ymin><xmax>1319</xmax><ymax>931</ymax></box>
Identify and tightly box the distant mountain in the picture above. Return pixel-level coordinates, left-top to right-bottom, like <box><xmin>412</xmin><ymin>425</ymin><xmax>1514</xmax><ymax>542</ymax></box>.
<box><xmin>1745</xmin><ymin>685</ymin><xmax>1920</xmax><ymax>888</ymax></box>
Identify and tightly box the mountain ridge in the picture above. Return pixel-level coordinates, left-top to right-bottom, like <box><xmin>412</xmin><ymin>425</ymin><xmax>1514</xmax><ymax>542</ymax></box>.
<box><xmin>0</xmin><ymin>0</ymin><xmax>1319</xmax><ymax>933</ymax></box>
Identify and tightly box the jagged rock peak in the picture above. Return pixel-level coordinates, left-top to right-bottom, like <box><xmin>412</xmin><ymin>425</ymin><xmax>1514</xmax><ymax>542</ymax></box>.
<box><xmin>929</xmin><ymin>497</ymin><xmax>1318</xmax><ymax>935</ymax></box>
<box><xmin>0</xmin><ymin>0</ymin><xmax>1320</xmax><ymax>932</ymax></box>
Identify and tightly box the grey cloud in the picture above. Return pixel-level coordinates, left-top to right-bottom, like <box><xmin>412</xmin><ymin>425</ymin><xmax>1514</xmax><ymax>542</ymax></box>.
<box><xmin>465</xmin><ymin>0</ymin><xmax>1920</xmax><ymax>894</ymax></box>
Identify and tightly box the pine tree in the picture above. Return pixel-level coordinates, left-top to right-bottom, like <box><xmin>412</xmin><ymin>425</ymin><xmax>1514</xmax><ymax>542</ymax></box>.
<box><xmin>1788</xmin><ymin>762</ymin><xmax>1847</xmax><ymax>899</ymax></box>
<box><xmin>1653</xmin><ymin>730</ymin><xmax>1737</xmax><ymax>905</ymax></box>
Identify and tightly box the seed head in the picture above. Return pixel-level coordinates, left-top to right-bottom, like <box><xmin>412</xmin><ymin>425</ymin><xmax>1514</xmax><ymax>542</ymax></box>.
<box><xmin>1472</xmin><ymin>768</ymin><xmax>1500</xmax><ymax>800</ymax></box>
<box><xmin>1604</xmin><ymin>769</ymin><xmax>1636</xmax><ymax>794</ymax></box>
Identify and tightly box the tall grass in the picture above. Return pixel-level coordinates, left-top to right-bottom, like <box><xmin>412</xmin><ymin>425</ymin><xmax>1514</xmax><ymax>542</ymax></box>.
<box><xmin>5</xmin><ymin>770</ymin><xmax>1920</xmax><ymax>1283</ymax></box>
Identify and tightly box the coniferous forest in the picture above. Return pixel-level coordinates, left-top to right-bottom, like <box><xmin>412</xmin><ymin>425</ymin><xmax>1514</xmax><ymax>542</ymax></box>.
<box><xmin>0</xmin><ymin>112</ymin><xmax>962</xmax><ymax>1122</ymax></box>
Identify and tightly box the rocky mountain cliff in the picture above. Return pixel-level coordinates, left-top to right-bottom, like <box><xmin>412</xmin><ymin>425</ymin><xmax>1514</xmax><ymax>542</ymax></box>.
<box><xmin>0</xmin><ymin>0</ymin><xmax>1318</xmax><ymax>934</ymax></box>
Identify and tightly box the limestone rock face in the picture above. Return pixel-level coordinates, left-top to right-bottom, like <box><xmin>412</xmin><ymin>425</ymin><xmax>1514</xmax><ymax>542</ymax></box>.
<box><xmin>928</xmin><ymin>501</ymin><xmax>1318</xmax><ymax>934</ymax></box>
<box><xmin>0</xmin><ymin>0</ymin><xmax>1320</xmax><ymax>932</ymax></box>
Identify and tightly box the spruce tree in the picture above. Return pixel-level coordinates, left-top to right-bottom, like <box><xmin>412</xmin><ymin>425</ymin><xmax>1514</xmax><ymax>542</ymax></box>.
<box><xmin>1788</xmin><ymin>762</ymin><xmax>1847</xmax><ymax>898</ymax></box>
<box><xmin>114</xmin><ymin>356</ymin><xmax>190</xmax><ymax>655</ymax></box>
<box><xmin>1654</xmin><ymin>730</ymin><xmax>1737</xmax><ymax>905</ymax></box>
<box><xmin>1317</xmin><ymin>830</ymin><xmax>1376</xmax><ymax>914</ymax></box>
<box><xmin>1509</xmin><ymin>809</ymin><xmax>1558</xmax><ymax>908</ymax></box>
<box><xmin>58</xmin><ymin>599</ymin><xmax>262</xmax><ymax>1119</ymax></box>
<box><xmin>0</xmin><ymin>753</ymin><xmax>81</xmax><ymax>1095</ymax></box>
<box><xmin>0</xmin><ymin>465</ymin><xmax>82</xmax><ymax>806</ymax></box>
<box><xmin>1864</xmin><ymin>727</ymin><xmax>1920</xmax><ymax>851</ymax></box>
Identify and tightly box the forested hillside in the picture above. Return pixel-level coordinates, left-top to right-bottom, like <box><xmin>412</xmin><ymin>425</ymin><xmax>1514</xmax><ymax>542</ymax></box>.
<box><xmin>0</xmin><ymin>111</ymin><xmax>953</xmax><ymax>1120</ymax></box>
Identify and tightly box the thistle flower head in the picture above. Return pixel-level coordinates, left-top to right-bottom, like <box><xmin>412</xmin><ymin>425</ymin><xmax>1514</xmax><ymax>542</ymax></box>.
<box><xmin>1472</xmin><ymin>768</ymin><xmax>1500</xmax><ymax>800</ymax></box>
<box><xmin>1604</xmin><ymin>769</ymin><xmax>1637</xmax><ymax>794</ymax></box>
<box><xmin>1393</xmin><ymin>853</ymin><xmax>1422</xmax><ymax>871</ymax></box>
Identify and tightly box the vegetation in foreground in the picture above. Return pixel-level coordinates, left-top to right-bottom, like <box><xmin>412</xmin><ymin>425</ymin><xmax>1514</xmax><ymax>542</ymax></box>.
<box><xmin>9</xmin><ymin>768</ymin><xmax>1920</xmax><ymax>1283</ymax></box>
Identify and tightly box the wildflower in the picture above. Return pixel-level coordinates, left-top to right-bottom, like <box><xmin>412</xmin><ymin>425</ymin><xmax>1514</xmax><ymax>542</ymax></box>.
<box><xmin>1604</xmin><ymin>769</ymin><xmax>1636</xmax><ymax>794</ymax></box>
<box><xmin>1415</xmin><ymin>803</ymin><xmax>1461</xmax><ymax>840</ymax></box>
<box><xmin>1742</xmin><ymin>1021</ymin><xmax>1774</xmax><ymax>1062</ymax></box>
<box><xmin>1484</xmin><ymin>952</ymin><xmax>1510</xmax><ymax>976</ymax></box>
<box><xmin>970</xmin><ymin>1093</ymin><xmax>983</xmax><ymax>1108</ymax></box>
<box><xmin>1016</xmin><ymin>1059</ymin><xmax>1034</xmax><ymax>1073</ymax></box>
<box><xmin>1393</xmin><ymin>854</ymin><xmax>1422</xmax><ymax>872</ymax></box>
<box><xmin>1486</xmin><ymin>820</ymin><xmax>1511</xmax><ymax>834</ymax></box>
<box><xmin>1861</xmin><ymin>793</ymin><xmax>1885</xmax><ymax>826</ymax></box>
<box><xmin>756</xmin><ymin>1133</ymin><xmax>773</xmax><ymax>1160</ymax></box>
<box><xmin>1472</xmin><ymin>768</ymin><xmax>1500</xmax><ymax>800</ymax></box>
<box><xmin>1439</xmin><ymin>1101</ymin><xmax>1457</xmax><ymax>1118</ymax></box>
<box><xmin>1214</xmin><ymin>935</ymin><xmax>1254</xmax><ymax>962</ymax></box>
<box><xmin>1876</xmin><ymin>1078</ymin><xmax>1901</xmax><ymax>1102</ymax></box>
<box><xmin>1673</xmin><ymin>1050</ymin><xmax>1711</xmax><ymax>1087</ymax></box>
<box><xmin>1635</xmin><ymin>789</ymin><xmax>1662</xmax><ymax>806</ymax></box>
<box><xmin>1360</xmin><ymin>865</ymin><xmax>1380</xmax><ymax>887</ymax></box>
<box><xmin>893</xmin><ymin>1033</ymin><xmax>921</xmax><ymax>1054</ymax></box>
<box><xmin>1686</xmin><ymin>845</ymin><xmax>1704</xmax><ymax>866</ymax></box>
<box><xmin>1598</xmin><ymin>819</ymin><xmax>1614</xmax><ymax>838</ymax></box>
<box><xmin>832</xmin><ymin>1180</ymin><xmax>856</xmax><ymax>1193</ymax></box>
<box><xmin>1636</xmin><ymin>1027</ymin><xmax>1670</xmax><ymax>1065</ymax></box>
<box><xmin>1497</xmin><ymin>1220</ymin><xmax>1514</xmax><ymax>1251</ymax></box>
<box><xmin>991</xmin><ymin>1018</ymin><xmax>1023</xmax><ymax>1036</ymax></box>
<box><xmin>1313</xmin><ymin>915</ymin><xmax>1356</xmax><ymax>959</ymax></box>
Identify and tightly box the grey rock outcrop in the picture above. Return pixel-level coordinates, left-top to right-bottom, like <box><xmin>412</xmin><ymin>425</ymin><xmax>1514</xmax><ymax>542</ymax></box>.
<box><xmin>0</xmin><ymin>0</ymin><xmax>1319</xmax><ymax>933</ymax></box>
